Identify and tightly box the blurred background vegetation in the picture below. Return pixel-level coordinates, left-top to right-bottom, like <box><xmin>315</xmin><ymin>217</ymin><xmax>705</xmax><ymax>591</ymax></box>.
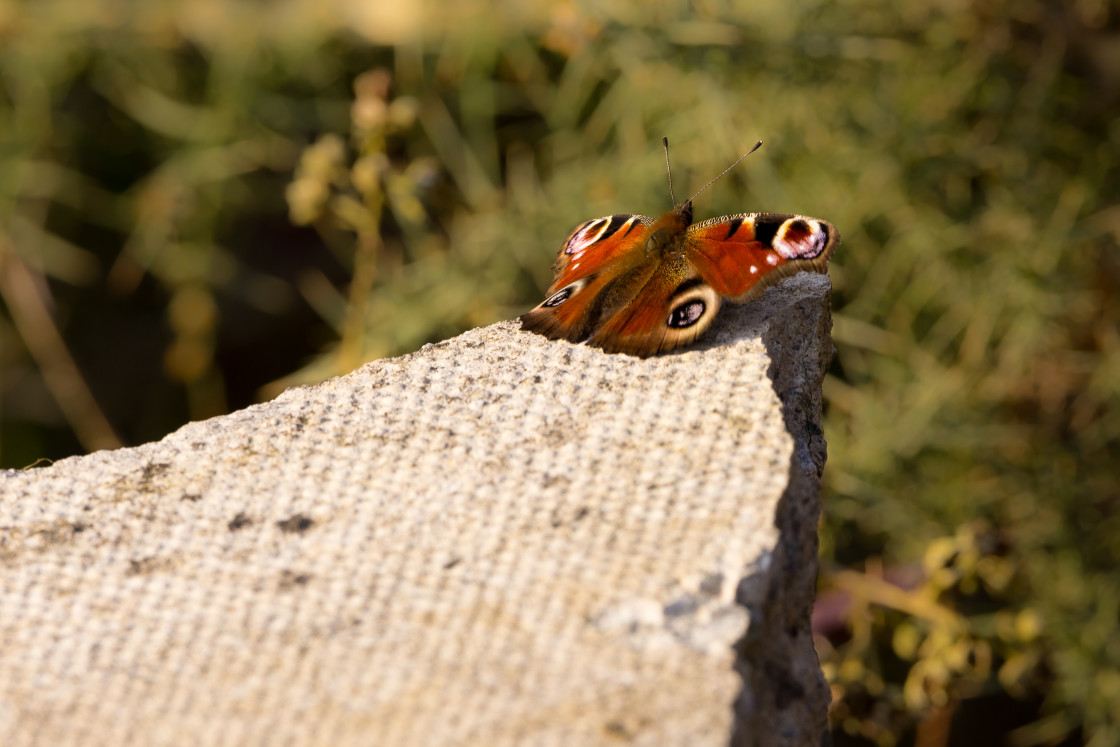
<box><xmin>1</xmin><ymin>0</ymin><xmax>1117</xmax><ymax>744</ymax></box>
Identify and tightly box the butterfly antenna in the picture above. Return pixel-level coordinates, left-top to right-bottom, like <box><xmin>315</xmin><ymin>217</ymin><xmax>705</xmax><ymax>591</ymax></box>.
<box><xmin>687</xmin><ymin>140</ymin><xmax>763</xmax><ymax>204</ymax></box>
<box><xmin>662</xmin><ymin>137</ymin><xmax>677</xmax><ymax>206</ymax></box>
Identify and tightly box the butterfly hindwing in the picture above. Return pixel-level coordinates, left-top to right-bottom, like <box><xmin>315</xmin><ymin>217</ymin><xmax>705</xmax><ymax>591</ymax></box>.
<box><xmin>586</xmin><ymin>255</ymin><xmax>722</xmax><ymax>356</ymax></box>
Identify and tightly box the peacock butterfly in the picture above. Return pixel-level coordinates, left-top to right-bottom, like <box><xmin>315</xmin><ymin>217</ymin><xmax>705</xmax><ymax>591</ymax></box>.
<box><xmin>521</xmin><ymin>139</ymin><xmax>839</xmax><ymax>357</ymax></box>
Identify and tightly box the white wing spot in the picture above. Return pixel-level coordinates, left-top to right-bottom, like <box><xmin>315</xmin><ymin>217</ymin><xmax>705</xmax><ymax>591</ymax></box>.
<box><xmin>749</xmin><ymin>265</ymin><xmax>758</xmax><ymax>274</ymax></box>
<box><xmin>766</xmin><ymin>253</ymin><xmax>779</xmax><ymax>266</ymax></box>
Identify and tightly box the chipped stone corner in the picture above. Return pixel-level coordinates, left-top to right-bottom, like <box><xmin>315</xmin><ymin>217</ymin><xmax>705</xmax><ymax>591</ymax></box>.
<box><xmin>731</xmin><ymin>274</ymin><xmax>835</xmax><ymax>747</ymax></box>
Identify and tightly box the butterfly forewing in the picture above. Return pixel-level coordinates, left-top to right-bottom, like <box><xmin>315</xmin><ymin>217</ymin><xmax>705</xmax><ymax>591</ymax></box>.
<box><xmin>521</xmin><ymin>214</ymin><xmax>656</xmax><ymax>343</ymax></box>
<box><xmin>547</xmin><ymin>214</ymin><xmax>653</xmax><ymax>292</ymax></box>
<box><xmin>684</xmin><ymin>213</ymin><xmax>838</xmax><ymax>303</ymax></box>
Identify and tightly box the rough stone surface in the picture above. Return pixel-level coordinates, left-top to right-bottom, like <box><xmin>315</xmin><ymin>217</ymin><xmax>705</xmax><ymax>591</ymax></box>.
<box><xmin>0</xmin><ymin>274</ymin><xmax>834</xmax><ymax>747</ymax></box>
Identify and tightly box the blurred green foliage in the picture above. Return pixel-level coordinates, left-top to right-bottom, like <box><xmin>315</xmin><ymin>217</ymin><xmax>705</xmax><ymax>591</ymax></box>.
<box><xmin>1</xmin><ymin>0</ymin><xmax>1117</xmax><ymax>744</ymax></box>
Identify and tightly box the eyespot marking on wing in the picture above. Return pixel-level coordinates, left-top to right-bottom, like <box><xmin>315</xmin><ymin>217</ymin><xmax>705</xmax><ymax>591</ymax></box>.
<box><xmin>665</xmin><ymin>281</ymin><xmax>720</xmax><ymax>332</ymax></box>
<box><xmin>541</xmin><ymin>277</ymin><xmax>592</xmax><ymax>307</ymax></box>
<box><xmin>564</xmin><ymin>215</ymin><xmax>640</xmax><ymax>256</ymax></box>
<box><xmin>668</xmin><ymin>300</ymin><xmax>706</xmax><ymax>329</ymax></box>
<box><xmin>772</xmin><ymin>217</ymin><xmax>830</xmax><ymax>259</ymax></box>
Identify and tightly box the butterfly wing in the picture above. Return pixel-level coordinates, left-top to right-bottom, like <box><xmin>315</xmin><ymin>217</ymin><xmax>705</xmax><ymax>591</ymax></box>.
<box><xmin>684</xmin><ymin>212</ymin><xmax>839</xmax><ymax>302</ymax></box>
<box><xmin>546</xmin><ymin>214</ymin><xmax>652</xmax><ymax>289</ymax></box>
<box><xmin>585</xmin><ymin>253</ymin><xmax>723</xmax><ymax>356</ymax></box>
<box><xmin>520</xmin><ymin>214</ymin><xmax>655</xmax><ymax>342</ymax></box>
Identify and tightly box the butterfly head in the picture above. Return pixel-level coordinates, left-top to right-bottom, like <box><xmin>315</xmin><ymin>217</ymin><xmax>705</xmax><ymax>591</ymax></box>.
<box><xmin>673</xmin><ymin>200</ymin><xmax>693</xmax><ymax>227</ymax></box>
<box><xmin>645</xmin><ymin>201</ymin><xmax>694</xmax><ymax>258</ymax></box>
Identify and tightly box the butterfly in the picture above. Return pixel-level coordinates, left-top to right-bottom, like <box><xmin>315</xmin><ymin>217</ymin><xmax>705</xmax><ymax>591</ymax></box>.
<box><xmin>521</xmin><ymin>139</ymin><xmax>839</xmax><ymax>357</ymax></box>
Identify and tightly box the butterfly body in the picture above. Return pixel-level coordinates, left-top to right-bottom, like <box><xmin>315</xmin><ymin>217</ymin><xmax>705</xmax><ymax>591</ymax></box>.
<box><xmin>521</xmin><ymin>197</ymin><xmax>839</xmax><ymax>357</ymax></box>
